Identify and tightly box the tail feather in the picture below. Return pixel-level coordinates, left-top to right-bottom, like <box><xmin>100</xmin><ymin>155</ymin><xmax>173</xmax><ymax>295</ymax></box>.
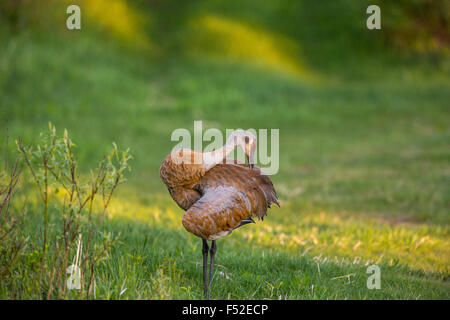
<box><xmin>255</xmin><ymin>174</ymin><xmax>280</xmax><ymax>208</ymax></box>
<box><xmin>232</xmin><ymin>218</ymin><xmax>255</xmax><ymax>230</ymax></box>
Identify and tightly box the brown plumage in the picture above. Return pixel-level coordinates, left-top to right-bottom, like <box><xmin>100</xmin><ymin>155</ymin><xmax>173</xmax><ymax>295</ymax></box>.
<box><xmin>160</xmin><ymin>129</ymin><xmax>279</xmax><ymax>298</ymax></box>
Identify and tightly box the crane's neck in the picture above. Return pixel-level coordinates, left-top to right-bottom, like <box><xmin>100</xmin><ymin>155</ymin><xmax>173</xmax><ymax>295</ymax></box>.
<box><xmin>202</xmin><ymin>137</ymin><xmax>236</xmax><ymax>170</ymax></box>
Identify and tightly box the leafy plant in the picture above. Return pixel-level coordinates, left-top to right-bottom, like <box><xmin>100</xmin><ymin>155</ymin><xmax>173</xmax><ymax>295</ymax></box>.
<box><xmin>0</xmin><ymin>125</ymin><xmax>26</xmax><ymax>284</ymax></box>
<box><xmin>16</xmin><ymin>123</ymin><xmax>132</xmax><ymax>299</ymax></box>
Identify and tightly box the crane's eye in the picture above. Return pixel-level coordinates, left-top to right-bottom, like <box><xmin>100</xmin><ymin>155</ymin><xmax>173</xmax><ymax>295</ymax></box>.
<box><xmin>244</xmin><ymin>136</ymin><xmax>249</xmax><ymax>144</ymax></box>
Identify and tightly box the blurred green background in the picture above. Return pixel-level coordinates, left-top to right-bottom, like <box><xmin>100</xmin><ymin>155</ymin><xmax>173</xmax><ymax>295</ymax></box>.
<box><xmin>0</xmin><ymin>0</ymin><xmax>449</xmax><ymax>299</ymax></box>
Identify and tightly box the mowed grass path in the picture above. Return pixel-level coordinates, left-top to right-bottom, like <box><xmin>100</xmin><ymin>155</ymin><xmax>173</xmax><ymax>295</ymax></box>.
<box><xmin>1</xmin><ymin>0</ymin><xmax>449</xmax><ymax>299</ymax></box>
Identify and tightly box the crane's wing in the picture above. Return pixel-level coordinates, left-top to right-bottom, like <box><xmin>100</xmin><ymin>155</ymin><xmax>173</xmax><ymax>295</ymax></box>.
<box><xmin>160</xmin><ymin>149</ymin><xmax>207</xmax><ymax>210</ymax></box>
<box><xmin>166</xmin><ymin>185</ymin><xmax>202</xmax><ymax>211</ymax></box>
<box><xmin>181</xmin><ymin>163</ymin><xmax>279</xmax><ymax>240</ymax></box>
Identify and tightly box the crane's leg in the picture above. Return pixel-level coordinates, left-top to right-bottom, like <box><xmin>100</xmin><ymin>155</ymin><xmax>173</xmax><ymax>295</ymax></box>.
<box><xmin>202</xmin><ymin>239</ymin><xmax>209</xmax><ymax>299</ymax></box>
<box><xmin>208</xmin><ymin>240</ymin><xmax>217</xmax><ymax>299</ymax></box>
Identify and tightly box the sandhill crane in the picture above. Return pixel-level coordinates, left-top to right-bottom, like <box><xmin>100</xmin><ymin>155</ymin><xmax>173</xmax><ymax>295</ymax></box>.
<box><xmin>160</xmin><ymin>130</ymin><xmax>279</xmax><ymax>298</ymax></box>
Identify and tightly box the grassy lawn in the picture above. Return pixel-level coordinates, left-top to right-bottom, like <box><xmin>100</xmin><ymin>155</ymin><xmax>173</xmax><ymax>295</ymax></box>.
<box><xmin>0</xmin><ymin>0</ymin><xmax>449</xmax><ymax>299</ymax></box>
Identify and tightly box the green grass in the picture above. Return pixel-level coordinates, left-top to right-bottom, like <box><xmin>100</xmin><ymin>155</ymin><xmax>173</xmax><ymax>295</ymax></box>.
<box><xmin>0</xmin><ymin>0</ymin><xmax>449</xmax><ymax>299</ymax></box>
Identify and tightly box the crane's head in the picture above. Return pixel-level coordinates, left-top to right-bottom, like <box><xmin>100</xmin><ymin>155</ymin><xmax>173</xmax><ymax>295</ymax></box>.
<box><xmin>229</xmin><ymin>130</ymin><xmax>257</xmax><ymax>169</ymax></box>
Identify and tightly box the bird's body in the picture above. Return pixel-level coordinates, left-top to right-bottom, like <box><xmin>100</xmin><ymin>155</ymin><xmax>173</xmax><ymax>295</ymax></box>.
<box><xmin>160</xmin><ymin>130</ymin><xmax>279</xmax><ymax>298</ymax></box>
<box><xmin>161</xmin><ymin>151</ymin><xmax>278</xmax><ymax>240</ymax></box>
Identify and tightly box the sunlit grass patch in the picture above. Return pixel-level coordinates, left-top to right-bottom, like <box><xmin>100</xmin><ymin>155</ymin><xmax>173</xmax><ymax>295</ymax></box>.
<box><xmin>241</xmin><ymin>207</ymin><xmax>449</xmax><ymax>276</ymax></box>
<box><xmin>66</xmin><ymin>0</ymin><xmax>154</xmax><ymax>51</ymax></box>
<box><xmin>108</xmin><ymin>195</ymin><xmax>181</xmax><ymax>229</ymax></box>
<box><xmin>189</xmin><ymin>14</ymin><xmax>318</xmax><ymax>82</ymax></box>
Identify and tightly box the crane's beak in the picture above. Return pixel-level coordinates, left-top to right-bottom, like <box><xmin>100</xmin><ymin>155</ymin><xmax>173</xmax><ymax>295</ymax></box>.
<box><xmin>246</xmin><ymin>154</ymin><xmax>255</xmax><ymax>169</ymax></box>
<box><xmin>245</xmin><ymin>139</ymin><xmax>257</xmax><ymax>170</ymax></box>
